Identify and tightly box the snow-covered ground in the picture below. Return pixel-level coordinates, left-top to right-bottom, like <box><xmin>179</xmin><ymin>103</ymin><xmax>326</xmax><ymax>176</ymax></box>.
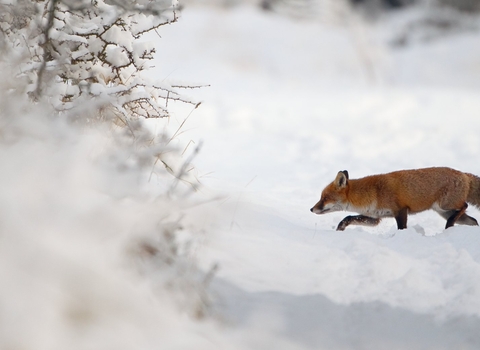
<box><xmin>152</xmin><ymin>4</ymin><xmax>480</xmax><ymax>349</ymax></box>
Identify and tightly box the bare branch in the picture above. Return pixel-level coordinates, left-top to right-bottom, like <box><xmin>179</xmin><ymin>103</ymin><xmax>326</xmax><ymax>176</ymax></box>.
<box><xmin>33</xmin><ymin>0</ymin><xmax>61</xmax><ymax>100</ymax></box>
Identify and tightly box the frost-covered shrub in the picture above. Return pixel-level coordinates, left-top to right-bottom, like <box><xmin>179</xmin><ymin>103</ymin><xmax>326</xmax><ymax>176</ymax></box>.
<box><xmin>0</xmin><ymin>0</ymin><xmax>201</xmax><ymax>120</ymax></box>
<box><xmin>387</xmin><ymin>3</ymin><xmax>480</xmax><ymax>47</ymax></box>
<box><xmin>260</xmin><ymin>0</ymin><xmax>351</xmax><ymax>21</ymax></box>
<box><xmin>0</xmin><ymin>1</ymin><xmax>221</xmax><ymax>348</ymax></box>
<box><xmin>0</xmin><ymin>0</ymin><xmax>205</xmax><ymax>187</ymax></box>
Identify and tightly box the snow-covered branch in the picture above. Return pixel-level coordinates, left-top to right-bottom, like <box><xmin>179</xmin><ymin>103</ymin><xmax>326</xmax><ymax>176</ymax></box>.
<box><xmin>0</xmin><ymin>0</ymin><xmax>197</xmax><ymax>120</ymax></box>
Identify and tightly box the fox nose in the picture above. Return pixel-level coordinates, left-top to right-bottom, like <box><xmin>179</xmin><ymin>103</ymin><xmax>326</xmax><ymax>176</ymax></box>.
<box><xmin>310</xmin><ymin>207</ymin><xmax>313</xmax><ymax>212</ymax></box>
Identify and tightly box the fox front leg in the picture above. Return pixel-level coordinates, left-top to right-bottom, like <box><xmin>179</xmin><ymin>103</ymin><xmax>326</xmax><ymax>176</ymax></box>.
<box><xmin>336</xmin><ymin>215</ymin><xmax>381</xmax><ymax>231</ymax></box>
<box><xmin>394</xmin><ymin>207</ymin><xmax>408</xmax><ymax>230</ymax></box>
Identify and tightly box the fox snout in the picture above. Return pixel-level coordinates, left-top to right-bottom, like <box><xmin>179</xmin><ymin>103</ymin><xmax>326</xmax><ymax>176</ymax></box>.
<box><xmin>310</xmin><ymin>203</ymin><xmax>327</xmax><ymax>215</ymax></box>
<box><xmin>310</xmin><ymin>207</ymin><xmax>322</xmax><ymax>214</ymax></box>
<box><xmin>311</xmin><ymin>196</ymin><xmax>344</xmax><ymax>215</ymax></box>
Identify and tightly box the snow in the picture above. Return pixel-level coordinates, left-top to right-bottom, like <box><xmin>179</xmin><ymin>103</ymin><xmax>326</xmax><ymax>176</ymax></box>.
<box><xmin>150</xmin><ymin>4</ymin><xmax>480</xmax><ymax>349</ymax></box>
<box><xmin>105</xmin><ymin>44</ymin><xmax>131</xmax><ymax>67</ymax></box>
<box><xmin>103</xmin><ymin>24</ymin><xmax>134</xmax><ymax>51</ymax></box>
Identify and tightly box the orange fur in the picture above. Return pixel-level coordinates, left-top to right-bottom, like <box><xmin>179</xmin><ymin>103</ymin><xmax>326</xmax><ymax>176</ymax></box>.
<box><xmin>311</xmin><ymin>167</ymin><xmax>480</xmax><ymax>231</ymax></box>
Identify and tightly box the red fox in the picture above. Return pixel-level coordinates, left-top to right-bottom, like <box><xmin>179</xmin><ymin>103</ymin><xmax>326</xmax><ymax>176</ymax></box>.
<box><xmin>310</xmin><ymin>167</ymin><xmax>480</xmax><ymax>231</ymax></box>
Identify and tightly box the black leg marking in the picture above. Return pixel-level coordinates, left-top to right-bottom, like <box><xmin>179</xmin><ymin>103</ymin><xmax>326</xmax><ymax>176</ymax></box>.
<box><xmin>445</xmin><ymin>203</ymin><xmax>468</xmax><ymax>229</ymax></box>
<box><xmin>336</xmin><ymin>215</ymin><xmax>381</xmax><ymax>231</ymax></box>
<box><xmin>395</xmin><ymin>207</ymin><xmax>408</xmax><ymax>230</ymax></box>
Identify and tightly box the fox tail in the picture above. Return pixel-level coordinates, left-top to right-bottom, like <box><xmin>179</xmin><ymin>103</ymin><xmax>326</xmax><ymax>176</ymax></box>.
<box><xmin>467</xmin><ymin>173</ymin><xmax>480</xmax><ymax>209</ymax></box>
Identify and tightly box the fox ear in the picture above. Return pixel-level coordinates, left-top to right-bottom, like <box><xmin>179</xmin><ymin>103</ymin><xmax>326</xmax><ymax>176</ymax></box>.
<box><xmin>335</xmin><ymin>171</ymin><xmax>348</xmax><ymax>188</ymax></box>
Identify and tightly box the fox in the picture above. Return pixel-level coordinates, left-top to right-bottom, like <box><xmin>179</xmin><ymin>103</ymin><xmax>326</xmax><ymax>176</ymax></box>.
<box><xmin>310</xmin><ymin>167</ymin><xmax>480</xmax><ymax>231</ymax></box>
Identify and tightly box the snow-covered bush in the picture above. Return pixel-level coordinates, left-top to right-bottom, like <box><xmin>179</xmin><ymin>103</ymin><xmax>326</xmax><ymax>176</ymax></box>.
<box><xmin>259</xmin><ymin>0</ymin><xmax>350</xmax><ymax>20</ymax></box>
<box><xmin>0</xmin><ymin>0</ymin><xmax>201</xmax><ymax>120</ymax></box>
<box><xmin>0</xmin><ymin>1</ymin><xmax>221</xmax><ymax>348</ymax></box>
<box><xmin>386</xmin><ymin>1</ymin><xmax>480</xmax><ymax>47</ymax></box>
<box><xmin>0</xmin><ymin>0</ymin><xmax>206</xmax><ymax>191</ymax></box>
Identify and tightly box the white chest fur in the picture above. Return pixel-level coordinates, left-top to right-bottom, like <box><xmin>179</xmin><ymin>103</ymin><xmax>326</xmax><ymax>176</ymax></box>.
<box><xmin>346</xmin><ymin>202</ymin><xmax>394</xmax><ymax>218</ymax></box>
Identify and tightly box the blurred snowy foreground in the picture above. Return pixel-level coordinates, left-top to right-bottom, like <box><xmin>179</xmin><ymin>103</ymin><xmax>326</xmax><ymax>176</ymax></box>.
<box><xmin>3</xmin><ymin>3</ymin><xmax>480</xmax><ymax>350</ymax></box>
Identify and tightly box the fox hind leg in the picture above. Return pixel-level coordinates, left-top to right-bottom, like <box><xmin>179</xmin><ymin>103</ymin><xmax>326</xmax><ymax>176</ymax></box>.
<box><xmin>437</xmin><ymin>203</ymin><xmax>478</xmax><ymax>228</ymax></box>
<box><xmin>445</xmin><ymin>203</ymin><xmax>469</xmax><ymax>229</ymax></box>
<box><xmin>438</xmin><ymin>210</ymin><xmax>478</xmax><ymax>226</ymax></box>
<box><xmin>336</xmin><ymin>215</ymin><xmax>381</xmax><ymax>231</ymax></box>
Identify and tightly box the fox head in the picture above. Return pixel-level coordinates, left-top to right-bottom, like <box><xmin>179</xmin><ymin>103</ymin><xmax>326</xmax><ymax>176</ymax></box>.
<box><xmin>310</xmin><ymin>170</ymin><xmax>349</xmax><ymax>215</ymax></box>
